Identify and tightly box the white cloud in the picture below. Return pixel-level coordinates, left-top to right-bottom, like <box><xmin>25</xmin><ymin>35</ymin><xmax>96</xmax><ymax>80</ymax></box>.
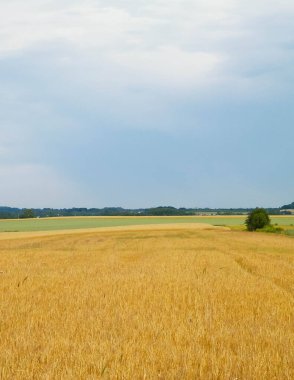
<box><xmin>0</xmin><ymin>1</ymin><xmax>153</xmax><ymax>55</ymax></box>
<box><xmin>0</xmin><ymin>1</ymin><xmax>229</xmax><ymax>91</ymax></box>
<box><xmin>1</xmin><ymin>0</ymin><xmax>293</xmax><ymax>92</ymax></box>
<box><xmin>111</xmin><ymin>47</ymin><xmax>222</xmax><ymax>88</ymax></box>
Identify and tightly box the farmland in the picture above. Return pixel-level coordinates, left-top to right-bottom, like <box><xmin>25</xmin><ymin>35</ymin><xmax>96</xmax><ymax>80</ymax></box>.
<box><xmin>0</xmin><ymin>215</ymin><xmax>294</xmax><ymax>233</ymax></box>
<box><xmin>0</xmin><ymin>224</ymin><xmax>293</xmax><ymax>379</ymax></box>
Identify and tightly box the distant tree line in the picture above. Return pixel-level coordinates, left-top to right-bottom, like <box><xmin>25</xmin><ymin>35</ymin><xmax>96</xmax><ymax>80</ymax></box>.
<box><xmin>0</xmin><ymin>203</ymin><xmax>292</xmax><ymax>219</ymax></box>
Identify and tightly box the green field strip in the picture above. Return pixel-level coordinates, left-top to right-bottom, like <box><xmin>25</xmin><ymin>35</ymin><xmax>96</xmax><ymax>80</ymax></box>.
<box><xmin>0</xmin><ymin>216</ymin><xmax>293</xmax><ymax>233</ymax></box>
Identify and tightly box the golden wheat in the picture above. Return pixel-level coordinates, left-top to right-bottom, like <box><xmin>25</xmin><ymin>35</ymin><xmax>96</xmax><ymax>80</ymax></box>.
<box><xmin>0</xmin><ymin>226</ymin><xmax>293</xmax><ymax>379</ymax></box>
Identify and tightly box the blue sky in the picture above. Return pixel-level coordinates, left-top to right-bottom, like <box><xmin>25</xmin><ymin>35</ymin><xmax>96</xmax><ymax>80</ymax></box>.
<box><xmin>0</xmin><ymin>0</ymin><xmax>293</xmax><ymax>208</ymax></box>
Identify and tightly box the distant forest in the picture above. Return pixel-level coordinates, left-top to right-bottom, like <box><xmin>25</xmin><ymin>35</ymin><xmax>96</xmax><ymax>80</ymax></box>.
<box><xmin>0</xmin><ymin>203</ymin><xmax>292</xmax><ymax>219</ymax></box>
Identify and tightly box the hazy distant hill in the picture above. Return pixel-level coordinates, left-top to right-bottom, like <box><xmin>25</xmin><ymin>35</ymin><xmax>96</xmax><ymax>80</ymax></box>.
<box><xmin>281</xmin><ymin>201</ymin><xmax>294</xmax><ymax>209</ymax></box>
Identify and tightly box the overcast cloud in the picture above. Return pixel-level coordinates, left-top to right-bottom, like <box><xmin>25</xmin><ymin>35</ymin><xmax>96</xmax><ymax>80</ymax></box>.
<box><xmin>0</xmin><ymin>0</ymin><xmax>293</xmax><ymax>208</ymax></box>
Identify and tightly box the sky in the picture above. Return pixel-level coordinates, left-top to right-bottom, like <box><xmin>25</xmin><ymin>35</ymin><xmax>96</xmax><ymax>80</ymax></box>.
<box><xmin>0</xmin><ymin>0</ymin><xmax>293</xmax><ymax>208</ymax></box>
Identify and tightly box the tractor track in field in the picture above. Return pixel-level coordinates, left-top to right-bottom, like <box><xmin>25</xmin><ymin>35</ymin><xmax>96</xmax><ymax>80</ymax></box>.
<box><xmin>221</xmin><ymin>250</ymin><xmax>294</xmax><ymax>302</ymax></box>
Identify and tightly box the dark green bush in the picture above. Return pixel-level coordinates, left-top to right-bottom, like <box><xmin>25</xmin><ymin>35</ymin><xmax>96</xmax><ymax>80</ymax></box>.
<box><xmin>245</xmin><ymin>208</ymin><xmax>270</xmax><ymax>231</ymax></box>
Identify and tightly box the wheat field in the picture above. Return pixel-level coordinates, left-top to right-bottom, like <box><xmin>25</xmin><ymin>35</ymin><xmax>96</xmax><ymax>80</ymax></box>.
<box><xmin>0</xmin><ymin>225</ymin><xmax>293</xmax><ymax>379</ymax></box>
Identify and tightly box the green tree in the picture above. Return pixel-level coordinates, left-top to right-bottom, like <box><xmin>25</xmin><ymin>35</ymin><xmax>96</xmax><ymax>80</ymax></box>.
<box><xmin>20</xmin><ymin>209</ymin><xmax>35</xmax><ymax>219</ymax></box>
<box><xmin>245</xmin><ymin>208</ymin><xmax>270</xmax><ymax>231</ymax></box>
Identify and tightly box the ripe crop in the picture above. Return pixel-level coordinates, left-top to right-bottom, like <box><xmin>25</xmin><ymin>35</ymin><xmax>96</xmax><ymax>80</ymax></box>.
<box><xmin>0</xmin><ymin>225</ymin><xmax>293</xmax><ymax>379</ymax></box>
